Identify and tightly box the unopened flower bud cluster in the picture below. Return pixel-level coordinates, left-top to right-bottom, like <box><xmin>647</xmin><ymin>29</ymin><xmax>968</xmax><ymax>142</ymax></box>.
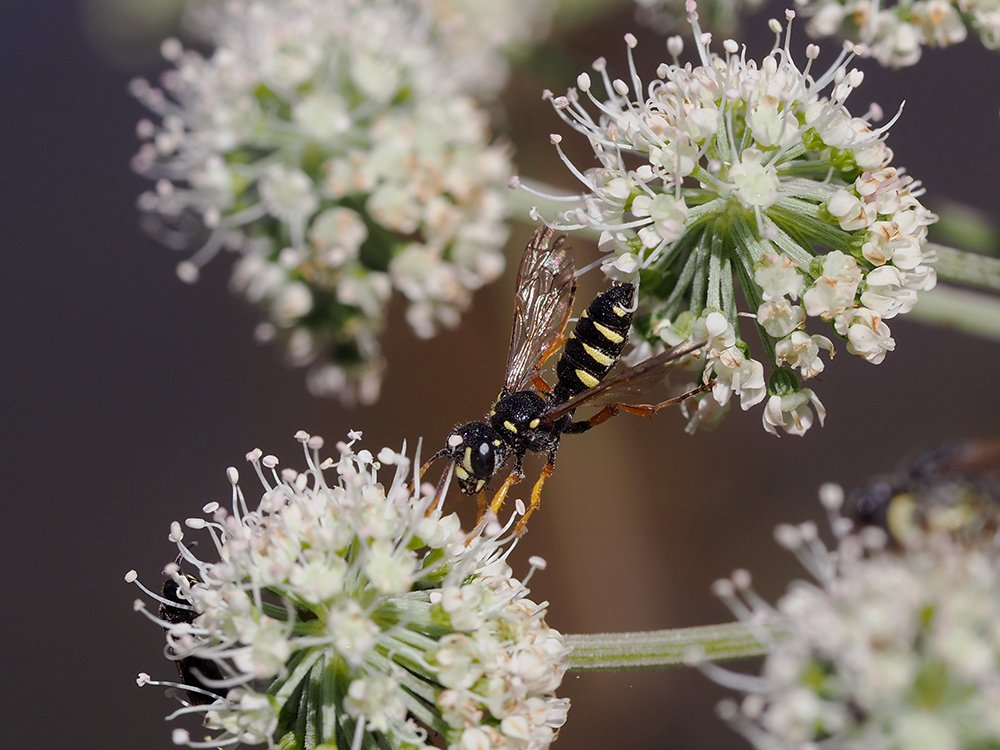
<box><xmin>711</xmin><ymin>484</ymin><xmax>1000</xmax><ymax>749</ymax></box>
<box><xmin>132</xmin><ymin>0</ymin><xmax>534</xmax><ymax>404</ymax></box>
<box><xmin>528</xmin><ymin>5</ymin><xmax>936</xmax><ymax>435</ymax></box>
<box><xmin>130</xmin><ymin>432</ymin><xmax>569</xmax><ymax>750</ymax></box>
<box><xmin>794</xmin><ymin>0</ymin><xmax>1000</xmax><ymax>68</ymax></box>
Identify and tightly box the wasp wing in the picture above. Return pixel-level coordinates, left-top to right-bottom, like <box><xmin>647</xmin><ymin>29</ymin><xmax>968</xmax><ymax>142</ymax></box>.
<box><xmin>540</xmin><ymin>341</ymin><xmax>705</xmax><ymax>423</ymax></box>
<box><xmin>503</xmin><ymin>226</ymin><xmax>577</xmax><ymax>393</ymax></box>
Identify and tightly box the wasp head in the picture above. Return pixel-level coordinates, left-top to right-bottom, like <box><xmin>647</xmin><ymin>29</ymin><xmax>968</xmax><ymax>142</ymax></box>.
<box><xmin>445</xmin><ymin>422</ymin><xmax>509</xmax><ymax>494</ymax></box>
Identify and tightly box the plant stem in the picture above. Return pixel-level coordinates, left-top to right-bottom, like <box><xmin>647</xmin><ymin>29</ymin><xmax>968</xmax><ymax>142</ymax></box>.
<box><xmin>566</xmin><ymin>621</ymin><xmax>779</xmax><ymax>671</ymax></box>
<box><xmin>930</xmin><ymin>200</ymin><xmax>999</xmax><ymax>254</ymax></box>
<box><xmin>928</xmin><ymin>243</ymin><xmax>1000</xmax><ymax>293</ymax></box>
<box><xmin>905</xmin><ymin>285</ymin><xmax>1000</xmax><ymax>341</ymax></box>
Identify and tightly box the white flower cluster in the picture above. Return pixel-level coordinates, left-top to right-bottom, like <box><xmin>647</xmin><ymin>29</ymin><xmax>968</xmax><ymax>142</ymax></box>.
<box><xmin>184</xmin><ymin>0</ymin><xmax>555</xmax><ymax>98</ymax></box>
<box><xmin>132</xmin><ymin>0</ymin><xmax>520</xmax><ymax>404</ymax></box>
<box><xmin>129</xmin><ymin>431</ymin><xmax>570</xmax><ymax>750</ymax></box>
<box><xmin>527</xmin><ymin>4</ymin><xmax>936</xmax><ymax>435</ymax></box>
<box><xmin>710</xmin><ymin>485</ymin><xmax>1000</xmax><ymax>750</ymax></box>
<box><xmin>795</xmin><ymin>0</ymin><xmax>1000</xmax><ymax>67</ymax></box>
<box><xmin>634</xmin><ymin>0</ymin><xmax>764</xmax><ymax>36</ymax></box>
<box><xmin>418</xmin><ymin>0</ymin><xmax>556</xmax><ymax>96</ymax></box>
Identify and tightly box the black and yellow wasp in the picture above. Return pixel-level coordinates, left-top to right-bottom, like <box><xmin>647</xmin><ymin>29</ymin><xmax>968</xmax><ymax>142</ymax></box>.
<box><xmin>425</xmin><ymin>226</ymin><xmax>704</xmax><ymax>534</ymax></box>
<box><xmin>850</xmin><ymin>440</ymin><xmax>1000</xmax><ymax>547</ymax></box>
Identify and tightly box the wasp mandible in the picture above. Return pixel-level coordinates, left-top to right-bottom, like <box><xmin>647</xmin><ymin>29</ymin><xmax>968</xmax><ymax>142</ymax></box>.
<box><xmin>424</xmin><ymin>226</ymin><xmax>705</xmax><ymax>534</ymax></box>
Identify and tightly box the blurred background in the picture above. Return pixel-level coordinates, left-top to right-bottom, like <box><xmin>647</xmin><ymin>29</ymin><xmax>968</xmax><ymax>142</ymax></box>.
<box><xmin>2</xmin><ymin>0</ymin><xmax>999</xmax><ymax>747</ymax></box>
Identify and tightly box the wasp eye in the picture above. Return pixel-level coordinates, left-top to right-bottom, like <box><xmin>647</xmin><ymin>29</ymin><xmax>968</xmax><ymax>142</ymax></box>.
<box><xmin>470</xmin><ymin>441</ymin><xmax>496</xmax><ymax>477</ymax></box>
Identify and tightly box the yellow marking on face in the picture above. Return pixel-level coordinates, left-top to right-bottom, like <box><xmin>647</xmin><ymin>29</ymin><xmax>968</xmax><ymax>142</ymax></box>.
<box><xmin>593</xmin><ymin>321</ymin><xmax>624</xmax><ymax>344</ymax></box>
<box><xmin>462</xmin><ymin>447</ymin><xmax>473</xmax><ymax>473</ymax></box>
<box><xmin>582</xmin><ymin>342</ymin><xmax>615</xmax><ymax>367</ymax></box>
<box><xmin>569</xmin><ymin>331</ymin><xmax>576</xmax><ymax>338</ymax></box>
<box><xmin>580</xmin><ymin>309</ymin><xmax>589</xmax><ymax>318</ymax></box>
<box><xmin>576</xmin><ymin>369</ymin><xmax>600</xmax><ymax>388</ymax></box>
<box><xmin>529</xmin><ymin>418</ymin><xmax>540</xmax><ymax>429</ymax></box>
<box><xmin>503</xmin><ymin>420</ymin><xmax>518</xmax><ymax>434</ymax></box>
<box><xmin>455</xmin><ymin>465</ymin><xmax>469</xmax><ymax>480</ymax></box>
<box><xmin>493</xmin><ymin>439</ymin><xmax>502</xmax><ymax>447</ymax></box>
<box><xmin>612</xmin><ymin>305</ymin><xmax>628</xmax><ymax>317</ymax></box>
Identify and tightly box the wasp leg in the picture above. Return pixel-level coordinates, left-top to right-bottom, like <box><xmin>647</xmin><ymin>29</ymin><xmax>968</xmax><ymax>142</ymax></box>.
<box><xmin>563</xmin><ymin>383</ymin><xmax>711</xmax><ymax>434</ymax></box>
<box><xmin>515</xmin><ymin>449</ymin><xmax>558</xmax><ymax>536</ymax></box>
<box><xmin>529</xmin><ymin>334</ymin><xmax>567</xmax><ymax>395</ymax></box>
<box><xmin>489</xmin><ymin>461</ymin><xmax>525</xmax><ymax>516</ymax></box>
<box><xmin>532</xmin><ymin>374</ymin><xmax>554</xmax><ymax>394</ymax></box>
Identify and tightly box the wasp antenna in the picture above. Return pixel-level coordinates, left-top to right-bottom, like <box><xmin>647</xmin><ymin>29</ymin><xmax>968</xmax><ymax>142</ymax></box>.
<box><xmin>410</xmin><ymin>448</ymin><xmax>449</xmax><ymax>496</ymax></box>
<box><xmin>430</xmin><ymin>462</ymin><xmax>455</xmax><ymax>515</ymax></box>
<box><xmin>420</xmin><ymin>448</ymin><xmax>449</xmax><ymax>480</ymax></box>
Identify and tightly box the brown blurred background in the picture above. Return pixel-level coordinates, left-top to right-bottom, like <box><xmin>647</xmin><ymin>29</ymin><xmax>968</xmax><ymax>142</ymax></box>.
<box><xmin>2</xmin><ymin>0</ymin><xmax>999</xmax><ymax>747</ymax></box>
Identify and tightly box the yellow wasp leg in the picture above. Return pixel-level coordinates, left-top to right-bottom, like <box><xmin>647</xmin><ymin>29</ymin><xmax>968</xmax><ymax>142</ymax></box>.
<box><xmin>489</xmin><ymin>470</ymin><xmax>523</xmax><ymax>516</ymax></box>
<box><xmin>515</xmin><ymin>458</ymin><xmax>556</xmax><ymax>536</ymax></box>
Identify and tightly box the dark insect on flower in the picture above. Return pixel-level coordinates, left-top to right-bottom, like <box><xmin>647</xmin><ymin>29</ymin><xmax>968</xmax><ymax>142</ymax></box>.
<box><xmin>424</xmin><ymin>226</ymin><xmax>706</xmax><ymax>534</ymax></box>
<box><xmin>159</xmin><ymin>575</ymin><xmax>228</xmax><ymax>706</ymax></box>
<box><xmin>850</xmin><ymin>440</ymin><xmax>1000</xmax><ymax>547</ymax></box>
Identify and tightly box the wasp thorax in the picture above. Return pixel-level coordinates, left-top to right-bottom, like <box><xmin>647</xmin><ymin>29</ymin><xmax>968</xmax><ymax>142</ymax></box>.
<box><xmin>446</xmin><ymin>422</ymin><xmax>508</xmax><ymax>494</ymax></box>
<box><xmin>490</xmin><ymin>390</ymin><xmax>547</xmax><ymax>447</ymax></box>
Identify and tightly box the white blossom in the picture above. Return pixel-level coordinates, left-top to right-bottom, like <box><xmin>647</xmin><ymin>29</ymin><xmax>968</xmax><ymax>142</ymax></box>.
<box><xmin>762</xmin><ymin>387</ymin><xmax>826</xmax><ymax>436</ymax></box>
<box><xmin>132</xmin><ymin>0</ymin><xmax>515</xmax><ymax>404</ymax></box>
<box><xmin>129</xmin><ymin>432</ymin><xmax>569</xmax><ymax>749</ymax></box>
<box><xmin>775</xmin><ymin>330</ymin><xmax>834</xmax><ymax>378</ymax></box>
<box><xmin>708</xmin><ymin>484</ymin><xmax>1000</xmax><ymax>749</ymax></box>
<box><xmin>525</xmin><ymin>7</ymin><xmax>934</xmax><ymax>435</ymax></box>
<box><xmin>794</xmin><ymin>0</ymin><xmax>999</xmax><ymax>67</ymax></box>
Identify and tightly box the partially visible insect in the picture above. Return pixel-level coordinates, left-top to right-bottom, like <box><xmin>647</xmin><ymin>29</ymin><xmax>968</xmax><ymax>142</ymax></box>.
<box><xmin>424</xmin><ymin>226</ymin><xmax>705</xmax><ymax>534</ymax></box>
<box><xmin>850</xmin><ymin>440</ymin><xmax>1000</xmax><ymax>547</ymax></box>
<box><xmin>159</xmin><ymin>573</ymin><xmax>228</xmax><ymax>706</ymax></box>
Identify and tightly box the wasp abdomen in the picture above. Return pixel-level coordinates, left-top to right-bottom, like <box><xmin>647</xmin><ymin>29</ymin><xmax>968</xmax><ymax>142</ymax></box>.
<box><xmin>553</xmin><ymin>283</ymin><xmax>634</xmax><ymax>402</ymax></box>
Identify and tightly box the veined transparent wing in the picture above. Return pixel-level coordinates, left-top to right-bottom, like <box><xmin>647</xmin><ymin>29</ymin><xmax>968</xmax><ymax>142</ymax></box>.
<box><xmin>503</xmin><ymin>226</ymin><xmax>577</xmax><ymax>393</ymax></box>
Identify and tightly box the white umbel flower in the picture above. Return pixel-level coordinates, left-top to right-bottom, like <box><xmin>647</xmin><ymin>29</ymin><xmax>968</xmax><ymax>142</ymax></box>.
<box><xmin>132</xmin><ymin>0</ymin><xmax>514</xmax><ymax>404</ymax></box>
<box><xmin>794</xmin><ymin>0</ymin><xmax>1000</xmax><ymax>67</ymax></box>
<box><xmin>525</xmin><ymin>5</ymin><xmax>936</xmax><ymax>435</ymax></box>
<box><xmin>128</xmin><ymin>431</ymin><xmax>569</xmax><ymax>750</ymax></box>
<box><xmin>707</xmin><ymin>484</ymin><xmax>1000</xmax><ymax>749</ymax></box>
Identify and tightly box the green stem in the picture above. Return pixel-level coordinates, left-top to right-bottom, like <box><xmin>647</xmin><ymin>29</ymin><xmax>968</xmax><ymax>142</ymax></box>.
<box><xmin>907</xmin><ymin>285</ymin><xmax>1000</xmax><ymax>341</ymax></box>
<box><xmin>929</xmin><ymin>199</ymin><xmax>1000</xmax><ymax>254</ymax></box>
<box><xmin>929</xmin><ymin>243</ymin><xmax>1000</xmax><ymax>293</ymax></box>
<box><xmin>566</xmin><ymin>621</ymin><xmax>779</xmax><ymax>672</ymax></box>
